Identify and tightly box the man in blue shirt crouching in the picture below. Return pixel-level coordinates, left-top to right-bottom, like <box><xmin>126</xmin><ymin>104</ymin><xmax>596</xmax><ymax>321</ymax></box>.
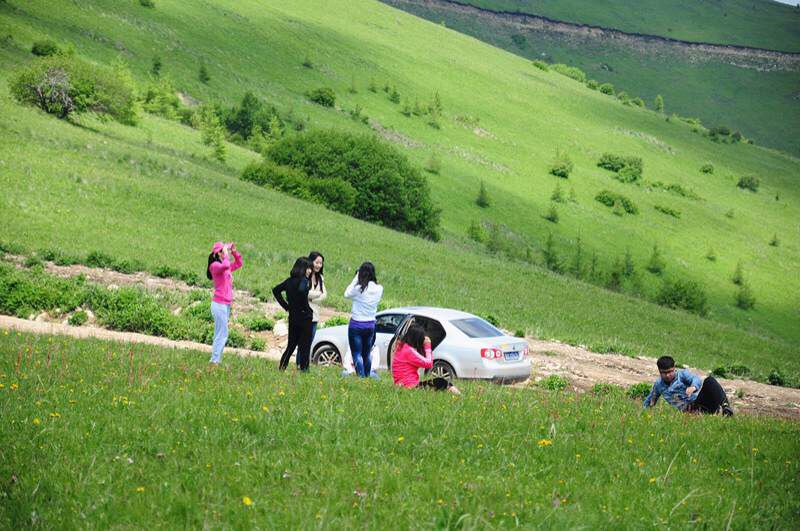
<box><xmin>643</xmin><ymin>356</ymin><xmax>734</xmax><ymax>416</ymax></box>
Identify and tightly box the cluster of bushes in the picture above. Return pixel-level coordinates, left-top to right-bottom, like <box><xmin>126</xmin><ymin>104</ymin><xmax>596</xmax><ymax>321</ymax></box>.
<box><xmin>395</xmin><ymin>89</ymin><xmax>443</xmax><ymax>129</ymax></box>
<box><xmin>8</xmin><ymin>245</ymin><xmax>208</xmax><ymax>288</ymax></box>
<box><xmin>597</xmin><ymin>153</ymin><xmax>643</xmax><ymax>183</ymax></box>
<box><xmin>550</xmin><ymin>63</ymin><xmax>586</xmax><ymax>83</ymax></box>
<box><xmin>594</xmin><ymin>190</ymin><xmax>639</xmax><ymax>215</ymax></box>
<box><xmin>242</xmin><ymin>160</ymin><xmax>357</xmax><ymax>214</ymax></box>
<box><xmin>648</xmin><ymin>181</ymin><xmax>701</xmax><ymax>200</ymax></box>
<box><xmin>737</xmin><ymin>175</ymin><xmax>760</xmax><ymax>192</ymax></box>
<box><xmin>0</xmin><ymin>262</ymin><xmax>259</xmax><ymax>347</ymax></box>
<box><xmin>10</xmin><ymin>54</ymin><xmax>139</xmax><ymax>125</ymax></box>
<box><xmin>306</xmin><ymin>87</ymin><xmax>335</xmax><ymax>107</ymax></box>
<box><xmin>242</xmin><ymin>130</ymin><xmax>441</xmax><ymax>240</ymax></box>
<box><xmin>708</xmin><ymin>125</ymin><xmax>746</xmax><ymax>144</ymax></box>
<box><xmin>548</xmin><ymin>150</ymin><xmax>573</xmax><ymax>178</ymax></box>
<box><xmin>654</xmin><ymin>205</ymin><xmax>680</xmax><ymax>218</ymax></box>
<box><xmin>655</xmin><ymin>278</ymin><xmax>708</xmax><ymax>316</ymax></box>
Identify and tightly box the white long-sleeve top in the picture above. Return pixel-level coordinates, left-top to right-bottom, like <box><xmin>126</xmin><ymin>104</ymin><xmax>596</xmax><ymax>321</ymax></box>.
<box><xmin>343</xmin><ymin>275</ymin><xmax>383</xmax><ymax>322</ymax></box>
<box><xmin>308</xmin><ymin>275</ymin><xmax>327</xmax><ymax>323</ymax></box>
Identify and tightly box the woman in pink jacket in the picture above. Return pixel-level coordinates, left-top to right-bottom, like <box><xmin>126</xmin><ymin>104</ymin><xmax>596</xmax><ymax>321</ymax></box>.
<box><xmin>207</xmin><ymin>241</ymin><xmax>242</xmax><ymax>365</ymax></box>
<box><xmin>391</xmin><ymin>323</ymin><xmax>460</xmax><ymax>394</ymax></box>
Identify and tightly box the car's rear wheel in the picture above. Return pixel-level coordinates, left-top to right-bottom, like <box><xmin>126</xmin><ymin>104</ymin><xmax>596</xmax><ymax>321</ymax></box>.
<box><xmin>430</xmin><ymin>360</ymin><xmax>456</xmax><ymax>382</ymax></box>
<box><xmin>312</xmin><ymin>343</ymin><xmax>341</xmax><ymax>367</ymax></box>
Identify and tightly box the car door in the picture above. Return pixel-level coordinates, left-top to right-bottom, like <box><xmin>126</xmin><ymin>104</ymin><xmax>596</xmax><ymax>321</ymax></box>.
<box><xmin>387</xmin><ymin>315</ymin><xmax>446</xmax><ymax>368</ymax></box>
<box><xmin>373</xmin><ymin>313</ymin><xmax>407</xmax><ymax>368</ymax></box>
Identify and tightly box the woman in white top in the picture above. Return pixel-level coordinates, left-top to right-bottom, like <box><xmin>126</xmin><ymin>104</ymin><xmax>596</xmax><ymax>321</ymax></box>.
<box><xmin>344</xmin><ymin>261</ymin><xmax>383</xmax><ymax>378</ymax></box>
<box><xmin>307</xmin><ymin>251</ymin><xmax>327</xmax><ymax>341</ymax></box>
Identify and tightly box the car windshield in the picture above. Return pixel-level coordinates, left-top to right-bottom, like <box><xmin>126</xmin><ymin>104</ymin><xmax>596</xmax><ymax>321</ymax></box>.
<box><xmin>450</xmin><ymin>317</ymin><xmax>503</xmax><ymax>338</ymax></box>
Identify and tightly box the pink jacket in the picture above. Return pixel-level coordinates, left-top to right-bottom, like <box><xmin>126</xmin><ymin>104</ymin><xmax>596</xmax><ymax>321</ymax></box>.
<box><xmin>210</xmin><ymin>252</ymin><xmax>242</xmax><ymax>304</ymax></box>
<box><xmin>392</xmin><ymin>341</ymin><xmax>433</xmax><ymax>388</ymax></box>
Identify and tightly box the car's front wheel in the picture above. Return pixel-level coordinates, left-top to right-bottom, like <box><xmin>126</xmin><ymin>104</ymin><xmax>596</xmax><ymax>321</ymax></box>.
<box><xmin>311</xmin><ymin>343</ymin><xmax>341</xmax><ymax>367</ymax></box>
<box><xmin>430</xmin><ymin>360</ymin><xmax>456</xmax><ymax>382</ymax></box>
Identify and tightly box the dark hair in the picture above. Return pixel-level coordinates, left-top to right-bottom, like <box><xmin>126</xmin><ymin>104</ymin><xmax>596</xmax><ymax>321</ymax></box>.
<box><xmin>402</xmin><ymin>323</ymin><xmax>426</xmax><ymax>355</ymax></box>
<box><xmin>357</xmin><ymin>261</ymin><xmax>377</xmax><ymax>293</ymax></box>
<box><xmin>206</xmin><ymin>252</ymin><xmax>221</xmax><ymax>280</ymax></box>
<box><xmin>290</xmin><ymin>257</ymin><xmax>312</xmax><ymax>279</ymax></box>
<box><xmin>657</xmin><ymin>356</ymin><xmax>675</xmax><ymax>371</ymax></box>
<box><xmin>308</xmin><ymin>251</ymin><xmax>325</xmax><ymax>290</ymax></box>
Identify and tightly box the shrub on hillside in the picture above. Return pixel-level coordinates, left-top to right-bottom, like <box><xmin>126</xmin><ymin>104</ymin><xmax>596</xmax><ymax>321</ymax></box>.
<box><xmin>599</xmin><ymin>83</ymin><xmax>614</xmax><ymax>95</ymax></box>
<box><xmin>306</xmin><ymin>87</ymin><xmax>336</xmax><ymax>107</ymax></box>
<box><xmin>767</xmin><ymin>369</ymin><xmax>785</xmax><ymax>387</ymax></box>
<box><xmin>241</xmin><ymin>160</ymin><xmax>357</xmax><ymax>214</ymax></box>
<box><xmin>737</xmin><ymin>175</ymin><xmax>760</xmax><ymax>192</ymax></box>
<box><xmin>656</xmin><ymin>278</ymin><xmax>708</xmax><ymax>316</ymax></box>
<box><xmin>586</xmin><ymin>79</ymin><xmax>599</xmax><ymax>90</ymax></box>
<box><xmin>548</xmin><ymin>149</ymin><xmax>573</xmax><ymax>178</ymax></box>
<box><xmin>85</xmin><ymin>251</ymin><xmax>116</xmax><ymax>269</ymax></box>
<box><xmin>616</xmin><ymin>91</ymin><xmax>630</xmax><ymax>104</ymax></box>
<box><xmin>597</xmin><ymin>153</ymin><xmax>642</xmax><ymax>181</ymax></box>
<box><xmin>10</xmin><ymin>55</ymin><xmax>138</xmax><ymax>124</ymax></box>
<box><xmin>266</xmin><ymin>130</ymin><xmax>441</xmax><ymax>239</ymax></box>
<box><xmin>475</xmin><ymin>180</ymin><xmax>490</xmax><ymax>208</ymax></box>
<box><xmin>424</xmin><ymin>153</ymin><xmax>441</xmax><ymax>174</ymax></box>
<box><xmin>531</xmin><ymin>60</ymin><xmax>549</xmax><ymax>71</ymax></box>
<box><xmin>700</xmin><ymin>163</ymin><xmax>714</xmax><ymax>174</ymax></box>
<box><xmin>551</xmin><ymin>63</ymin><xmax>587</xmax><ymax>83</ymax></box>
<box><xmin>467</xmin><ymin>219</ymin><xmax>487</xmax><ymax>243</ymax></box>
<box><xmin>31</xmin><ymin>39</ymin><xmax>61</xmax><ymax>57</ymax></box>
<box><xmin>220</xmin><ymin>92</ymin><xmax>282</xmax><ymax>142</ymax></box>
<box><xmin>0</xmin><ymin>264</ymin><xmax>85</xmax><ymax>318</ymax></box>
<box><xmin>139</xmin><ymin>0</ymin><xmax>155</xmax><ymax>7</ymax></box>
<box><xmin>141</xmin><ymin>78</ymin><xmax>181</xmax><ymax>119</ymax></box>
<box><xmin>68</xmin><ymin>310</ymin><xmax>88</xmax><ymax>326</ymax></box>
<box><xmin>250</xmin><ymin>337</ymin><xmax>266</xmax><ymax>351</ymax></box>
<box><xmin>595</xmin><ymin>190</ymin><xmax>638</xmax><ymax>215</ymax></box>
<box><xmin>630</xmin><ymin>97</ymin><xmax>644</xmax><ymax>108</ymax></box>
<box><xmin>646</xmin><ymin>244</ymin><xmax>665</xmax><ymax>275</ymax></box>
<box><xmin>734</xmin><ymin>283</ymin><xmax>756</xmax><ymax>310</ymax></box>
<box><xmin>649</xmin><ymin>181</ymin><xmax>700</xmax><ymax>200</ymax></box>
<box><xmin>731</xmin><ymin>261</ymin><xmax>744</xmax><ymax>286</ymax></box>
<box><xmin>654</xmin><ymin>205</ymin><xmax>680</xmax><ymax>218</ymax></box>
<box><xmin>543</xmin><ymin>204</ymin><xmax>559</xmax><ymax>223</ymax></box>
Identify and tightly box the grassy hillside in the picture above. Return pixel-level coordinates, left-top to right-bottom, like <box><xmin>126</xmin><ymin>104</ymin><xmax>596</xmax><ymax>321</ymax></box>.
<box><xmin>448</xmin><ymin>0</ymin><xmax>800</xmax><ymax>51</ymax></box>
<box><xmin>0</xmin><ymin>0</ymin><xmax>799</xmax><ymax>378</ymax></box>
<box><xmin>385</xmin><ymin>0</ymin><xmax>800</xmax><ymax>156</ymax></box>
<box><xmin>2</xmin><ymin>332</ymin><xmax>799</xmax><ymax>528</ymax></box>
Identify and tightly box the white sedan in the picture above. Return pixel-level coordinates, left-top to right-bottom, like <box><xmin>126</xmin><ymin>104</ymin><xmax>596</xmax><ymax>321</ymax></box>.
<box><xmin>311</xmin><ymin>306</ymin><xmax>531</xmax><ymax>383</ymax></box>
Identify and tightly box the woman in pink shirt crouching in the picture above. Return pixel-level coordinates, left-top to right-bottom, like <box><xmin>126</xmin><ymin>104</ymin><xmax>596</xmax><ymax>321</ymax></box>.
<box><xmin>391</xmin><ymin>323</ymin><xmax>460</xmax><ymax>394</ymax></box>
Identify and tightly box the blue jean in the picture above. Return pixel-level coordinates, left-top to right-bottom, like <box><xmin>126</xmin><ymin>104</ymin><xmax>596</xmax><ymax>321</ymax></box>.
<box><xmin>210</xmin><ymin>301</ymin><xmax>230</xmax><ymax>364</ymax></box>
<box><xmin>311</xmin><ymin>322</ymin><xmax>318</xmax><ymax>343</ymax></box>
<box><xmin>348</xmin><ymin>325</ymin><xmax>375</xmax><ymax>378</ymax></box>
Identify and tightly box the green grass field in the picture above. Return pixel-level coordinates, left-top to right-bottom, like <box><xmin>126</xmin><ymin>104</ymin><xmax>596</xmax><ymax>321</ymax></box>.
<box><xmin>385</xmin><ymin>0</ymin><xmax>800</xmax><ymax>156</ymax></box>
<box><xmin>445</xmin><ymin>0</ymin><xmax>800</xmax><ymax>51</ymax></box>
<box><xmin>0</xmin><ymin>0</ymin><xmax>798</xmax><ymax>379</ymax></box>
<box><xmin>2</xmin><ymin>331</ymin><xmax>799</xmax><ymax>528</ymax></box>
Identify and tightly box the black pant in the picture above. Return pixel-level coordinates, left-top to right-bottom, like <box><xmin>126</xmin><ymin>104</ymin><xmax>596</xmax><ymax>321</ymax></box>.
<box><xmin>690</xmin><ymin>376</ymin><xmax>729</xmax><ymax>414</ymax></box>
<box><xmin>417</xmin><ymin>377</ymin><xmax>451</xmax><ymax>391</ymax></box>
<box><xmin>279</xmin><ymin>318</ymin><xmax>312</xmax><ymax>371</ymax></box>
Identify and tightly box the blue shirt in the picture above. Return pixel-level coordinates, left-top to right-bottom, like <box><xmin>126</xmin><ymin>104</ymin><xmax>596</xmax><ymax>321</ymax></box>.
<box><xmin>642</xmin><ymin>370</ymin><xmax>702</xmax><ymax>411</ymax></box>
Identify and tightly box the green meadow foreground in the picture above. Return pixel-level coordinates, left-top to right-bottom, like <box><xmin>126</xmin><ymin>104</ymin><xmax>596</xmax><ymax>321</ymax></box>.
<box><xmin>1</xmin><ymin>332</ymin><xmax>799</xmax><ymax>528</ymax></box>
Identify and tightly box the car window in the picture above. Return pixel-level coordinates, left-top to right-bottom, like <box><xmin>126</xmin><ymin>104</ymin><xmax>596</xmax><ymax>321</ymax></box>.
<box><xmin>450</xmin><ymin>317</ymin><xmax>503</xmax><ymax>338</ymax></box>
<box><xmin>375</xmin><ymin>313</ymin><xmax>407</xmax><ymax>334</ymax></box>
<box><xmin>413</xmin><ymin>316</ymin><xmax>446</xmax><ymax>349</ymax></box>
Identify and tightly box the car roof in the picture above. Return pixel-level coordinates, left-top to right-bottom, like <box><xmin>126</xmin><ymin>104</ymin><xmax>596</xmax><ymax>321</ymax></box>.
<box><xmin>382</xmin><ymin>306</ymin><xmax>478</xmax><ymax>321</ymax></box>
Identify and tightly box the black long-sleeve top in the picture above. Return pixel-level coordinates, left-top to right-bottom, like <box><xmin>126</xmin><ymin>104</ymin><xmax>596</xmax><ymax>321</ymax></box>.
<box><xmin>272</xmin><ymin>276</ymin><xmax>313</xmax><ymax>321</ymax></box>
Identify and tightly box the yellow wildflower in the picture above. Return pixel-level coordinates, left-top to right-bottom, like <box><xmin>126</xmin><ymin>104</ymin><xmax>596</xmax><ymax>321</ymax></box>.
<box><xmin>135</xmin><ymin>486</ymin><xmax>145</xmax><ymax>493</ymax></box>
<box><xmin>242</xmin><ymin>496</ymin><xmax>253</xmax><ymax>506</ymax></box>
<box><xmin>397</xmin><ymin>436</ymin><xmax>405</xmax><ymax>443</ymax></box>
<box><xmin>32</xmin><ymin>418</ymin><xmax>41</xmax><ymax>425</ymax></box>
<box><xmin>537</xmin><ymin>439</ymin><xmax>552</xmax><ymax>447</ymax></box>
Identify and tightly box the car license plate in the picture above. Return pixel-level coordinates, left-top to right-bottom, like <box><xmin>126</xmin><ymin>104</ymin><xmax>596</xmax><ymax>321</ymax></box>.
<box><xmin>504</xmin><ymin>351</ymin><xmax>520</xmax><ymax>361</ymax></box>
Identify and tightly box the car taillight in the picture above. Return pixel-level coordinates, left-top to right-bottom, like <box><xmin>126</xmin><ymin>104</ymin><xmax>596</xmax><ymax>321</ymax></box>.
<box><xmin>480</xmin><ymin>348</ymin><xmax>503</xmax><ymax>360</ymax></box>
<box><xmin>522</xmin><ymin>345</ymin><xmax>529</xmax><ymax>357</ymax></box>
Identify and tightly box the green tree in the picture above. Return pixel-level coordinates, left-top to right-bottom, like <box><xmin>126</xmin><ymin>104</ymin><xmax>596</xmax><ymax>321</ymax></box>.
<box><xmin>646</xmin><ymin>244</ymin><xmax>665</xmax><ymax>275</ymax></box>
<box><xmin>551</xmin><ymin>183</ymin><xmax>564</xmax><ymax>203</ymax></box>
<box><xmin>542</xmin><ymin>233</ymin><xmax>562</xmax><ymax>273</ymax></box>
<box><xmin>199</xmin><ymin>64</ymin><xmax>210</xmax><ymax>84</ymax></box>
<box><xmin>623</xmin><ymin>249</ymin><xmax>635</xmax><ymax>277</ymax></box>
<box><xmin>467</xmin><ymin>219</ymin><xmax>486</xmax><ymax>243</ymax></box>
<box><xmin>151</xmin><ymin>56</ymin><xmax>162</xmax><ymax>77</ymax></box>
<box><xmin>570</xmin><ymin>236</ymin><xmax>585</xmax><ymax>278</ymax></box>
<box><xmin>735</xmin><ymin>282</ymin><xmax>756</xmax><ymax>310</ymax></box>
<box><xmin>732</xmin><ymin>261</ymin><xmax>744</xmax><ymax>285</ymax></box>
<box><xmin>476</xmin><ymin>180</ymin><xmax>490</xmax><ymax>208</ymax></box>
<box><xmin>654</xmin><ymin>94</ymin><xmax>664</xmax><ymax>113</ymax></box>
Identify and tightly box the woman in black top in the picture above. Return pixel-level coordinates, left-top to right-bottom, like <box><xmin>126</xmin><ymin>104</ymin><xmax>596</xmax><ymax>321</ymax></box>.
<box><xmin>272</xmin><ymin>257</ymin><xmax>314</xmax><ymax>371</ymax></box>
